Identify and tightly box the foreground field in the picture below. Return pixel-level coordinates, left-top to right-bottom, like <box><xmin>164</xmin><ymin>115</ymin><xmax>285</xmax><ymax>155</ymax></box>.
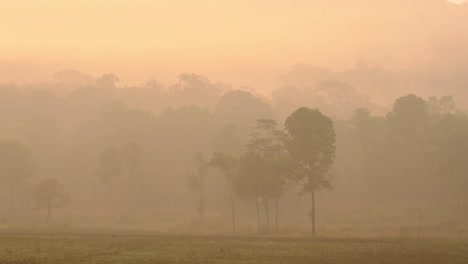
<box><xmin>0</xmin><ymin>233</ymin><xmax>467</xmax><ymax>264</ymax></box>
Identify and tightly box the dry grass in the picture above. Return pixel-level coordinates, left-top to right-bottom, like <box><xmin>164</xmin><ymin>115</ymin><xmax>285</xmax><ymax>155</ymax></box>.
<box><xmin>0</xmin><ymin>233</ymin><xmax>467</xmax><ymax>264</ymax></box>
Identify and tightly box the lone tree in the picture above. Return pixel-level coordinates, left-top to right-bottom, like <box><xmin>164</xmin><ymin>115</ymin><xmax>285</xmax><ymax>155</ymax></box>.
<box><xmin>0</xmin><ymin>140</ymin><xmax>34</xmax><ymax>220</ymax></box>
<box><xmin>186</xmin><ymin>152</ymin><xmax>209</xmax><ymax>223</ymax></box>
<box><xmin>33</xmin><ymin>178</ymin><xmax>69</xmax><ymax>224</ymax></box>
<box><xmin>284</xmin><ymin>107</ymin><xmax>336</xmax><ymax>235</ymax></box>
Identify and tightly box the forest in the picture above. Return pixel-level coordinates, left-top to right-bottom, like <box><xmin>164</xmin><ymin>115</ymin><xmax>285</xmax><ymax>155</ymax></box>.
<box><xmin>1</xmin><ymin>69</ymin><xmax>467</xmax><ymax>238</ymax></box>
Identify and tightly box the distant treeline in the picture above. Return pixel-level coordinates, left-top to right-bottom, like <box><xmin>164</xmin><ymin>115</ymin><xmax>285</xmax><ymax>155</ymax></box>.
<box><xmin>0</xmin><ymin>72</ymin><xmax>467</xmax><ymax>235</ymax></box>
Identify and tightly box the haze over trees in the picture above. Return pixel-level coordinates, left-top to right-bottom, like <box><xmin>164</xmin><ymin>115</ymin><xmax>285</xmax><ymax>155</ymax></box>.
<box><xmin>3</xmin><ymin>2</ymin><xmax>468</xmax><ymax>263</ymax></box>
<box><xmin>0</xmin><ymin>71</ymin><xmax>467</xmax><ymax>237</ymax></box>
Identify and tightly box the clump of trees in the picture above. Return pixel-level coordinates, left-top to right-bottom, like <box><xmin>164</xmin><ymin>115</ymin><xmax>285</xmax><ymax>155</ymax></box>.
<box><xmin>236</xmin><ymin>119</ymin><xmax>289</xmax><ymax>233</ymax></box>
<box><xmin>188</xmin><ymin>110</ymin><xmax>336</xmax><ymax>234</ymax></box>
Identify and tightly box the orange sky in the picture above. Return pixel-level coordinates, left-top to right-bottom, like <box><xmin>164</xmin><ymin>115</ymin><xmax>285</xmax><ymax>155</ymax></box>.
<box><xmin>1</xmin><ymin>0</ymin><xmax>467</xmax><ymax>89</ymax></box>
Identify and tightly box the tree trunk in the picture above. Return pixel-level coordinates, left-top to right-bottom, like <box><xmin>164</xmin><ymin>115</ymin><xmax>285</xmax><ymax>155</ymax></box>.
<box><xmin>9</xmin><ymin>184</ymin><xmax>15</xmax><ymax>220</ymax></box>
<box><xmin>200</xmin><ymin>173</ymin><xmax>205</xmax><ymax>224</ymax></box>
<box><xmin>200</xmin><ymin>192</ymin><xmax>204</xmax><ymax>223</ymax></box>
<box><xmin>46</xmin><ymin>205</ymin><xmax>52</xmax><ymax>224</ymax></box>
<box><xmin>130</xmin><ymin>180</ymin><xmax>136</xmax><ymax>221</ymax></box>
<box><xmin>230</xmin><ymin>189</ymin><xmax>236</xmax><ymax>232</ymax></box>
<box><xmin>255</xmin><ymin>196</ymin><xmax>261</xmax><ymax>233</ymax></box>
<box><xmin>417</xmin><ymin>213</ymin><xmax>422</xmax><ymax>239</ymax></box>
<box><xmin>275</xmin><ymin>198</ymin><xmax>279</xmax><ymax>232</ymax></box>
<box><xmin>311</xmin><ymin>190</ymin><xmax>316</xmax><ymax>235</ymax></box>
<box><xmin>264</xmin><ymin>198</ymin><xmax>270</xmax><ymax>232</ymax></box>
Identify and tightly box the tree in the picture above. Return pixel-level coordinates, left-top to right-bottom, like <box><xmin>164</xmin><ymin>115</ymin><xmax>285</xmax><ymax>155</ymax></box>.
<box><xmin>387</xmin><ymin>94</ymin><xmax>429</xmax><ymax>139</ymax></box>
<box><xmin>33</xmin><ymin>178</ymin><xmax>69</xmax><ymax>224</ymax></box>
<box><xmin>236</xmin><ymin>151</ymin><xmax>266</xmax><ymax>232</ymax></box>
<box><xmin>0</xmin><ymin>140</ymin><xmax>34</xmax><ymax>219</ymax></box>
<box><xmin>95</xmin><ymin>146</ymin><xmax>123</xmax><ymax>182</ymax></box>
<box><xmin>284</xmin><ymin>107</ymin><xmax>336</xmax><ymax>235</ymax></box>
<box><xmin>95</xmin><ymin>142</ymin><xmax>143</xmax><ymax>218</ymax></box>
<box><xmin>121</xmin><ymin>142</ymin><xmax>142</xmax><ymax>217</ymax></box>
<box><xmin>246</xmin><ymin>119</ymin><xmax>288</xmax><ymax>232</ymax></box>
<box><xmin>433</xmin><ymin>113</ymin><xmax>468</xmax><ymax>216</ymax></box>
<box><xmin>209</xmin><ymin>152</ymin><xmax>238</xmax><ymax>231</ymax></box>
<box><xmin>96</xmin><ymin>73</ymin><xmax>119</xmax><ymax>90</ymax></box>
<box><xmin>211</xmin><ymin>123</ymin><xmax>243</xmax><ymax>156</ymax></box>
<box><xmin>96</xmin><ymin>143</ymin><xmax>142</xmax><ymax>183</ymax></box>
<box><xmin>385</xmin><ymin>94</ymin><xmax>432</xmax><ymax>200</ymax></box>
<box><xmin>214</xmin><ymin>90</ymin><xmax>272</xmax><ymax>141</ymax></box>
<box><xmin>312</xmin><ymin>80</ymin><xmax>371</xmax><ymax>119</ymax></box>
<box><xmin>235</xmin><ymin>119</ymin><xmax>288</xmax><ymax>233</ymax></box>
<box><xmin>350</xmin><ymin>108</ymin><xmax>387</xmax><ymax>193</ymax></box>
<box><xmin>169</xmin><ymin>73</ymin><xmax>223</xmax><ymax>109</ymax></box>
<box><xmin>187</xmin><ymin>152</ymin><xmax>209</xmax><ymax>223</ymax></box>
<box><xmin>209</xmin><ymin>124</ymin><xmax>243</xmax><ymax>232</ymax></box>
<box><xmin>428</xmin><ymin>96</ymin><xmax>456</xmax><ymax>116</ymax></box>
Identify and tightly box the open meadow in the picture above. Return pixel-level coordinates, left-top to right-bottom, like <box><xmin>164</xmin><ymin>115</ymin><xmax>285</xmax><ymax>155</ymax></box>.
<box><xmin>1</xmin><ymin>233</ymin><xmax>467</xmax><ymax>264</ymax></box>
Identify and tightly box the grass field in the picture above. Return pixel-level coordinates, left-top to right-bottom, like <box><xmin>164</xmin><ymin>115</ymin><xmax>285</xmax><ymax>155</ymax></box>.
<box><xmin>0</xmin><ymin>233</ymin><xmax>467</xmax><ymax>264</ymax></box>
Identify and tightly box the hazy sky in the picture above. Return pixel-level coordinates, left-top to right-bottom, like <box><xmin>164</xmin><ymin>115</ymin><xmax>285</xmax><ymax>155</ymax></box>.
<box><xmin>1</xmin><ymin>0</ymin><xmax>467</xmax><ymax>89</ymax></box>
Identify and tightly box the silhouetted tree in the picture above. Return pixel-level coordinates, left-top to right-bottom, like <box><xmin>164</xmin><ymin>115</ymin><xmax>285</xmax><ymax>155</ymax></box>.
<box><xmin>284</xmin><ymin>107</ymin><xmax>336</xmax><ymax>235</ymax></box>
<box><xmin>33</xmin><ymin>178</ymin><xmax>69</xmax><ymax>224</ymax></box>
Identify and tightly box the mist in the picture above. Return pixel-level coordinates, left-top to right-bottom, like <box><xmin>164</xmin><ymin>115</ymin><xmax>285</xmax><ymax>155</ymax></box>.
<box><xmin>1</xmin><ymin>1</ymin><xmax>468</xmax><ymax>263</ymax></box>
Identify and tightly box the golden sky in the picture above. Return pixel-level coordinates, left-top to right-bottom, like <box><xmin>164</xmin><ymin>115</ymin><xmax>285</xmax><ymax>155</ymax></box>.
<box><xmin>1</xmin><ymin>0</ymin><xmax>467</xmax><ymax>88</ymax></box>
